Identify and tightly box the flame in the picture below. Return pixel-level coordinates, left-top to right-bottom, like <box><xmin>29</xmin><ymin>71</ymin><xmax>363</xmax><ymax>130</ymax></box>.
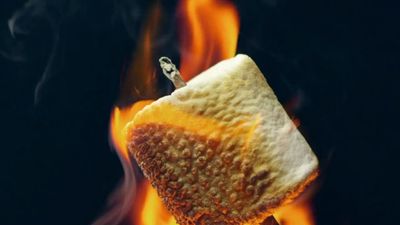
<box><xmin>90</xmin><ymin>100</ymin><xmax>154</xmax><ymax>225</ymax></box>
<box><xmin>102</xmin><ymin>0</ymin><xmax>317</xmax><ymax>225</ymax></box>
<box><xmin>178</xmin><ymin>0</ymin><xmax>240</xmax><ymax>80</ymax></box>
<box><xmin>93</xmin><ymin>3</ymin><xmax>163</xmax><ymax>225</ymax></box>
<box><xmin>274</xmin><ymin>200</ymin><xmax>315</xmax><ymax>225</ymax></box>
<box><xmin>134</xmin><ymin>181</ymin><xmax>178</xmax><ymax>225</ymax></box>
<box><xmin>110</xmin><ymin>0</ymin><xmax>239</xmax><ymax>224</ymax></box>
<box><xmin>110</xmin><ymin>100</ymin><xmax>154</xmax><ymax>160</ymax></box>
<box><xmin>118</xmin><ymin>3</ymin><xmax>161</xmax><ymax>103</ymax></box>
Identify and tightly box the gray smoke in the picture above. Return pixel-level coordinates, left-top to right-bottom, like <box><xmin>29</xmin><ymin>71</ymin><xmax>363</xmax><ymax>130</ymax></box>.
<box><xmin>1</xmin><ymin>1</ymin><xmax>152</xmax><ymax>224</ymax></box>
<box><xmin>3</xmin><ymin>0</ymin><xmax>72</xmax><ymax>103</ymax></box>
<box><xmin>1</xmin><ymin>0</ymin><xmax>150</xmax><ymax>104</ymax></box>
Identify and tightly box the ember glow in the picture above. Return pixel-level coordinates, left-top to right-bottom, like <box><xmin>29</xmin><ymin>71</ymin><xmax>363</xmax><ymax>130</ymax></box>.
<box><xmin>275</xmin><ymin>201</ymin><xmax>315</xmax><ymax>225</ymax></box>
<box><xmin>134</xmin><ymin>181</ymin><xmax>177</xmax><ymax>225</ymax></box>
<box><xmin>104</xmin><ymin>0</ymin><xmax>316</xmax><ymax>225</ymax></box>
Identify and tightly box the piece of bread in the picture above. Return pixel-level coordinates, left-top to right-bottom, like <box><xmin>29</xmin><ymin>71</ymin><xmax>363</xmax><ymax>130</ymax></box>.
<box><xmin>126</xmin><ymin>54</ymin><xmax>318</xmax><ymax>225</ymax></box>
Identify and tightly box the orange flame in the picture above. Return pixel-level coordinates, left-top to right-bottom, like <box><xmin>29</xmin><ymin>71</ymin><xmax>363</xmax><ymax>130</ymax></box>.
<box><xmin>122</xmin><ymin>2</ymin><xmax>239</xmax><ymax>223</ymax></box>
<box><xmin>110</xmin><ymin>100</ymin><xmax>154</xmax><ymax>160</ymax></box>
<box><xmin>275</xmin><ymin>201</ymin><xmax>315</xmax><ymax>225</ymax></box>
<box><xmin>93</xmin><ymin>3</ymin><xmax>163</xmax><ymax>225</ymax></box>
<box><xmin>91</xmin><ymin>101</ymin><xmax>154</xmax><ymax>225</ymax></box>
<box><xmin>134</xmin><ymin>181</ymin><xmax>178</xmax><ymax>225</ymax></box>
<box><xmin>118</xmin><ymin>3</ymin><xmax>161</xmax><ymax>103</ymax></box>
<box><xmin>103</xmin><ymin>0</ymin><xmax>317</xmax><ymax>225</ymax></box>
<box><xmin>178</xmin><ymin>0</ymin><xmax>240</xmax><ymax>80</ymax></box>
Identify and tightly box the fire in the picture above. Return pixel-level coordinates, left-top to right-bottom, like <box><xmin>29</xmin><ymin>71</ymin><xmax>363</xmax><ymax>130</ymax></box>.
<box><xmin>178</xmin><ymin>0</ymin><xmax>240</xmax><ymax>80</ymax></box>
<box><xmin>134</xmin><ymin>181</ymin><xmax>178</xmax><ymax>225</ymax></box>
<box><xmin>274</xmin><ymin>201</ymin><xmax>315</xmax><ymax>225</ymax></box>
<box><xmin>108</xmin><ymin>0</ymin><xmax>239</xmax><ymax>224</ymax></box>
<box><xmin>110</xmin><ymin>100</ymin><xmax>154</xmax><ymax>160</ymax></box>
<box><xmin>112</xmin><ymin>0</ymin><xmax>239</xmax><ymax>158</ymax></box>
<box><xmin>118</xmin><ymin>2</ymin><xmax>161</xmax><ymax>103</ymax></box>
<box><xmin>104</xmin><ymin>0</ymin><xmax>316</xmax><ymax>225</ymax></box>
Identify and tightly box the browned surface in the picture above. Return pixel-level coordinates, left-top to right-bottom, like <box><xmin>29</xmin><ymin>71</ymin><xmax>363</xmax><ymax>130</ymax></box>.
<box><xmin>129</xmin><ymin>123</ymin><xmax>281</xmax><ymax>225</ymax></box>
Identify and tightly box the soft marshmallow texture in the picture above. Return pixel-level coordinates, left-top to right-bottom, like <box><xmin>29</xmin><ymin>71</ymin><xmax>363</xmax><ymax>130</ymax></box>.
<box><xmin>126</xmin><ymin>54</ymin><xmax>318</xmax><ymax>225</ymax></box>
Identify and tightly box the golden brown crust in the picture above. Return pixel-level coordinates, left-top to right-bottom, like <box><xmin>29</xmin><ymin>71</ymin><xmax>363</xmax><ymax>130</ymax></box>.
<box><xmin>128</xmin><ymin>123</ymin><xmax>317</xmax><ymax>224</ymax></box>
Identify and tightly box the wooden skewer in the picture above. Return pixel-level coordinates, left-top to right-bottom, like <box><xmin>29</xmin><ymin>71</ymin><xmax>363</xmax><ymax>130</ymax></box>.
<box><xmin>260</xmin><ymin>216</ymin><xmax>280</xmax><ymax>225</ymax></box>
<box><xmin>159</xmin><ymin>56</ymin><xmax>186</xmax><ymax>89</ymax></box>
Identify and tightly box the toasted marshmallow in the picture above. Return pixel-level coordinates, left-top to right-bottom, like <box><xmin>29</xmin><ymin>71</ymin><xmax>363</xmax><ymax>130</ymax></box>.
<box><xmin>126</xmin><ymin>54</ymin><xmax>318</xmax><ymax>225</ymax></box>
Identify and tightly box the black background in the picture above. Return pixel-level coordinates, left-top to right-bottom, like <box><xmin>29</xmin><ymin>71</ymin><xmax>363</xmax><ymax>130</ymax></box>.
<box><xmin>0</xmin><ymin>0</ymin><xmax>399</xmax><ymax>225</ymax></box>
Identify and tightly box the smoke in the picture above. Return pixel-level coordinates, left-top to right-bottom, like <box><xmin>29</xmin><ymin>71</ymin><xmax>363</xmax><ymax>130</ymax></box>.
<box><xmin>1</xmin><ymin>0</ymin><xmax>151</xmax><ymax>105</ymax></box>
<box><xmin>2</xmin><ymin>0</ymin><xmax>70</xmax><ymax>104</ymax></box>
<box><xmin>0</xmin><ymin>0</ymin><xmax>55</xmax><ymax>62</ymax></box>
<box><xmin>1</xmin><ymin>1</ymin><xmax>153</xmax><ymax>224</ymax></box>
<box><xmin>92</xmin><ymin>153</ymin><xmax>139</xmax><ymax>225</ymax></box>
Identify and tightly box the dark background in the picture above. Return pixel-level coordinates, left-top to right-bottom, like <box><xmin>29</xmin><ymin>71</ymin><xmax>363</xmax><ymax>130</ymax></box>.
<box><xmin>0</xmin><ymin>0</ymin><xmax>399</xmax><ymax>225</ymax></box>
